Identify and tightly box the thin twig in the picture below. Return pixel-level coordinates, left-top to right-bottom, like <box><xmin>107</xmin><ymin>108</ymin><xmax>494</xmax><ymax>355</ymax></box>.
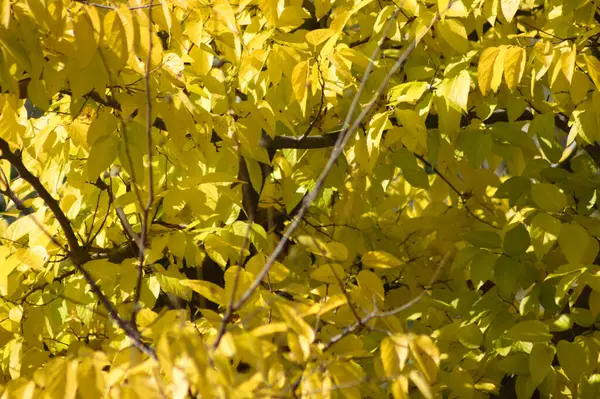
<box><xmin>0</xmin><ymin>139</ymin><xmax>156</xmax><ymax>359</ymax></box>
<box><xmin>85</xmin><ymin>181</ymin><xmax>113</xmax><ymax>248</ymax></box>
<box><xmin>0</xmin><ymin>140</ymin><xmax>79</xmax><ymax>252</ymax></box>
<box><xmin>132</xmin><ymin>0</ymin><xmax>156</xmax><ymax>327</ymax></box>
<box><xmin>212</xmin><ymin>149</ymin><xmax>257</xmax><ymax>348</ymax></box>
<box><xmin>224</xmin><ymin>2</ymin><xmax>441</xmax><ymax>332</ymax></box>
<box><xmin>74</xmin><ymin>0</ymin><xmax>161</xmax><ymax>10</ymax></box>
<box><xmin>411</xmin><ymin>152</ymin><xmax>499</xmax><ymax>229</ymax></box>
<box><xmin>298</xmin><ymin>57</ymin><xmax>327</xmax><ymax>142</ymax></box>
<box><xmin>0</xmin><ymin>170</ymin><xmax>65</xmax><ymax>251</ymax></box>
<box><xmin>321</xmin><ymin>252</ymin><xmax>451</xmax><ymax>351</ymax></box>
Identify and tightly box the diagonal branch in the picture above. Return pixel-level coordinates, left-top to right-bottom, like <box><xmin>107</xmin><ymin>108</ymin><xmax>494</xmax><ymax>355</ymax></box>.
<box><xmin>321</xmin><ymin>252</ymin><xmax>451</xmax><ymax>351</ymax></box>
<box><xmin>0</xmin><ymin>138</ymin><xmax>156</xmax><ymax>359</ymax></box>
<box><xmin>212</xmin><ymin>1</ymin><xmax>445</xmax><ymax>349</ymax></box>
<box><xmin>0</xmin><ymin>140</ymin><xmax>80</xmax><ymax>252</ymax></box>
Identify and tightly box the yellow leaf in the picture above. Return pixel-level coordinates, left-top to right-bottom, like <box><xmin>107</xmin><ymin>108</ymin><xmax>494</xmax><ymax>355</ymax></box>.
<box><xmin>180</xmin><ymin>279</ymin><xmax>226</xmax><ymax>305</ymax></box>
<box><xmin>0</xmin><ymin>30</ymin><xmax>31</xmax><ymax>72</ymax></box>
<box><xmin>185</xmin><ymin>14</ymin><xmax>205</xmax><ymax>47</ymax></box>
<box><xmin>73</xmin><ymin>13</ymin><xmax>98</xmax><ymax>68</ymax></box>
<box><xmin>478</xmin><ymin>46</ymin><xmax>506</xmax><ymax>95</ymax></box>
<box><xmin>296</xmin><ymin>236</ymin><xmax>348</xmax><ymax>260</ymax></box>
<box><xmin>584</xmin><ymin>54</ymin><xmax>600</xmax><ymax>91</ymax></box>
<box><xmin>102</xmin><ymin>12</ymin><xmax>128</xmax><ymax>71</ymax></box>
<box><xmin>251</xmin><ymin>322</ymin><xmax>288</xmax><ymax>337</ymax></box>
<box><xmin>244</xmin><ymin>157</ymin><xmax>263</xmax><ymax>195</ymax></box>
<box><xmin>338</xmin><ymin>47</ymin><xmax>370</xmax><ymax>70</ymax></box>
<box><xmin>437</xmin><ymin>19</ymin><xmax>469</xmax><ymax>54</ymax></box>
<box><xmin>500</xmin><ymin>0</ymin><xmax>520</xmax><ymax>23</ymax></box>
<box><xmin>388</xmin><ymin>81</ymin><xmax>429</xmax><ymax>105</ymax></box>
<box><xmin>438</xmin><ymin>0</ymin><xmax>449</xmax><ymax>16</ymax></box>
<box><xmin>291</xmin><ymin>60</ymin><xmax>309</xmax><ymax>114</ymax></box>
<box><xmin>394</xmin><ymin>109</ymin><xmax>427</xmax><ymax>144</ymax></box>
<box><xmin>559</xmin><ymin>223</ymin><xmax>597</xmax><ymax>264</ymax></box>
<box><xmin>529</xmin><ymin>344</ymin><xmax>554</xmax><ymax>386</ymax></box>
<box><xmin>246</xmin><ymin>254</ymin><xmax>289</xmax><ymax>284</ymax></box>
<box><xmin>224</xmin><ymin>266</ymin><xmax>253</xmax><ymax>303</ymax></box>
<box><xmin>503</xmin><ymin>46</ymin><xmax>526</xmax><ymax>90</ymax></box>
<box><xmin>361</xmin><ymin>251</ymin><xmax>403</xmax><ymax>269</ymax></box>
<box><xmin>310</xmin><ymin>263</ymin><xmax>346</xmax><ymax>284</ymax></box>
<box><xmin>381</xmin><ymin>337</ymin><xmax>401</xmax><ymax>376</ymax></box>
<box><xmin>392</xmin><ymin>376</ymin><xmax>410</xmax><ymax>399</ymax></box>
<box><xmin>437</xmin><ymin>70</ymin><xmax>471</xmax><ymax>111</ymax></box>
<box><xmin>557</xmin><ymin>340</ymin><xmax>586</xmax><ymax>383</ymax></box>
<box><xmin>0</xmin><ymin>0</ymin><xmax>11</xmax><ymax>29</ymax></box>
<box><xmin>357</xmin><ymin>270</ymin><xmax>384</xmax><ymax>306</ymax></box>
<box><xmin>570</xmin><ymin>70</ymin><xmax>591</xmax><ymax>105</ymax></box>
<box><xmin>373</xmin><ymin>5</ymin><xmax>395</xmax><ymax>34</ymax></box>
<box><xmin>87</xmin><ymin>111</ymin><xmax>118</xmax><ymax>146</ymax></box>
<box><xmin>409</xmin><ymin>370</ymin><xmax>433</xmax><ymax>399</ymax></box>
<box><xmin>306</xmin><ymin>29</ymin><xmax>334</xmax><ymax>47</ymax></box>
<box><xmin>277</xmin><ymin>303</ymin><xmax>315</xmax><ymax>343</ymax></box>
<box><xmin>561</xmin><ymin>45</ymin><xmax>576</xmax><ymax>84</ymax></box>
<box><xmin>87</xmin><ymin>136</ymin><xmax>118</xmax><ymax>180</ymax></box>
<box><xmin>258</xmin><ymin>0</ymin><xmax>279</xmax><ymax>27</ymax></box>
<box><xmin>8</xmin><ymin>337</ymin><xmax>22</xmax><ymax>379</ymax></box>
<box><xmin>116</xmin><ymin>4</ymin><xmax>138</xmax><ymax>54</ymax></box>
<box><xmin>316</xmin><ymin>294</ymin><xmax>347</xmax><ymax>316</ymax></box>
<box><xmin>533</xmin><ymin>41</ymin><xmax>554</xmax><ymax>81</ymax></box>
<box><xmin>27</xmin><ymin>77</ymin><xmax>50</xmax><ymax>111</ymax></box>
<box><xmin>212</xmin><ymin>0</ymin><xmax>239</xmax><ymax>34</ymax></box>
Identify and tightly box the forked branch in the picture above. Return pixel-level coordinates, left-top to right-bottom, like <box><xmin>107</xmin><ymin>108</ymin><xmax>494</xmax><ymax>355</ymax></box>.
<box><xmin>0</xmin><ymin>138</ymin><xmax>156</xmax><ymax>359</ymax></box>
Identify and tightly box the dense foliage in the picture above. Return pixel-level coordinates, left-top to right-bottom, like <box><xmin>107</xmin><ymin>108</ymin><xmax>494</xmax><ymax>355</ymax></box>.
<box><xmin>0</xmin><ymin>0</ymin><xmax>599</xmax><ymax>397</ymax></box>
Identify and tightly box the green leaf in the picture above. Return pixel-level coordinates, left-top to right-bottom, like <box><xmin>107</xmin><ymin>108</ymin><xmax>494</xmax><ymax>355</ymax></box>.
<box><xmin>530</xmin><ymin>213</ymin><xmax>561</xmax><ymax>260</ymax></box>
<box><xmin>392</xmin><ymin>148</ymin><xmax>430</xmax><ymax>189</ymax></box>
<box><xmin>495</xmin><ymin>176</ymin><xmax>531</xmax><ymax>207</ymax></box>
<box><xmin>457</xmin><ymin>322</ymin><xmax>484</xmax><ymax>348</ymax></box>
<box><xmin>505</xmin><ymin>320</ymin><xmax>552</xmax><ymax>343</ymax></box>
<box><xmin>465</xmin><ymin>230</ymin><xmax>502</xmax><ymax>249</ymax></box>
<box><xmin>495</xmin><ymin>256</ymin><xmax>520</xmax><ymax>296</ymax></box>
<box><xmin>557</xmin><ymin>340</ymin><xmax>586</xmax><ymax>383</ymax></box>
<box><xmin>531</xmin><ymin>183</ymin><xmax>567</xmax><ymax>213</ymax></box>
<box><xmin>529</xmin><ymin>344</ymin><xmax>555</xmax><ymax>387</ymax></box>
<box><xmin>502</xmin><ymin>223</ymin><xmax>530</xmax><ymax>256</ymax></box>
<box><xmin>458</xmin><ymin>130</ymin><xmax>492</xmax><ymax>168</ymax></box>
<box><xmin>559</xmin><ymin>223</ymin><xmax>592</xmax><ymax>264</ymax></box>
<box><xmin>470</xmin><ymin>250</ymin><xmax>497</xmax><ymax>289</ymax></box>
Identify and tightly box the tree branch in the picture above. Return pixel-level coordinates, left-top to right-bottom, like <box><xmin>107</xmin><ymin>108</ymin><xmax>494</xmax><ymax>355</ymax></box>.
<box><xmin>265</xmin><ymin>108</ymin><xmax>600</xmax><ymax>167</ymax></box>
<box><xmin>212</xmin><ymin>1</ymin><xmax>444</xmax><ymax>349</ymax></box>
<box><xmin>132</xmin><ymin>0</ymin><xmax>157</xmax><ymax>328</ymax></box>
<box><xmin>0</xmin><ymin>140</ymin><xmax>80</xmax><ymax>252</ymax></box>
<box><xmin>322</xmin><ymin>252</ymin><xmax>450</xmax><ymax>351</ymax></box>
<box><xmin>0</xmin><ymin>138</ymin><xmax>156</xmax><ymax>359</ymax></box>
